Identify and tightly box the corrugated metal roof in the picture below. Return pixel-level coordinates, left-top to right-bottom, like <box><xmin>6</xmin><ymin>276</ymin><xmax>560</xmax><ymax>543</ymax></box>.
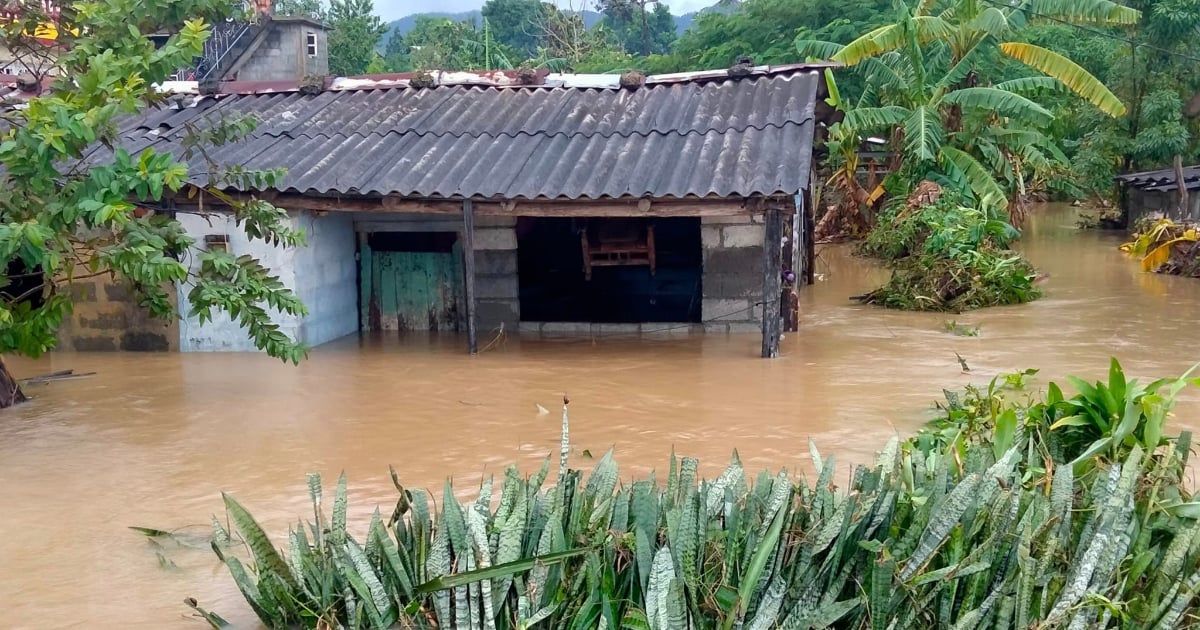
<box><xmin>1116</xmin><ymin>165</ymin><xmax>1200</xmax><ymax>191</ymax></box>
<box><xmin>110</xmin><ymin>69</ymin><xmax>821</xmax><ymax>201</ymax></box>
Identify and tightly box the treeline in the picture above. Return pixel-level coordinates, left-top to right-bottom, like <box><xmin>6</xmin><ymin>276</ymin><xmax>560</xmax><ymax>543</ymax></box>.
<box><xmin>282</xmin><ymin>0</ymin><xmax>1200</xmax><ymax>202</ymax></box>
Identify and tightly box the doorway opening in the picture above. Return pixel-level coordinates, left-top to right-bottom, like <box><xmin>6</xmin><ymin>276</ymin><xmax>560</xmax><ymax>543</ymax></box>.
<box><xmin>516</xmin><ymin>217</ymin><xmax>702</xmax><ymax>323</ymax></box>
<box><xmin>360</xmin><ymin>231</ymin><xmax>463</xmax><ymax>332</ymax></box>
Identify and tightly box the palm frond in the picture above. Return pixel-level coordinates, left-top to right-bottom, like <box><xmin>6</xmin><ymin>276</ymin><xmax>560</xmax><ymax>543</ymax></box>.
<box><xmin>904</xmin><ymin>105</ymin><xmax>945</xmax><ymax>162</ymax></box>
<box><xmin>941</xmin><ymin>87</ymin><xmax>1054</xmax><ymax>125</ymax></box>
<box><xmin>833</xmin><ymin>17</ymin><xmax>954</xmax><ymax>66</ymax></box>
<box><xmin>999</xmin><ymin>42</ymin><xmax>1126</xmax><ymax>116</ymax></box>
<box><xmin>843</xmin><ymin>106</ymin><xmax>911</xmax><ymax>132</ymax></box>
<box><xmin>994</xmin><ymin>76</ymin><xmax>1069</xmax><ymax>97</ymax></box>
<box><xmin>936</xmin><ymin>39</ymin><xmax>992</xmax><ymax>92</ymax></box>
<box><xmin>970</xmin><ymin>7</ymin><xmax>1010</xmax><ymax>37</ymax></box>
<box><xmin>1026</xmin><ymin>0</ymin><xmax>1140</xmax><ymax>25</ymax></box>
<box><xmin>795</xmin><ymin>38</ymin><xmax>846</xmax><ymax>61</ymax></box>
<box><xmin>940</xmin><ymin>146</ymin><xmax>1008</xmax><ymax>210</ymax></box>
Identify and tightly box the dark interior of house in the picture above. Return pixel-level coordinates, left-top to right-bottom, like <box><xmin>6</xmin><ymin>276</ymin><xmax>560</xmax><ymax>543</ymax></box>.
<box><xmin>516</xmin><ymin>217</ymin><xmax>702</xmax><ymax>323</ymax></box>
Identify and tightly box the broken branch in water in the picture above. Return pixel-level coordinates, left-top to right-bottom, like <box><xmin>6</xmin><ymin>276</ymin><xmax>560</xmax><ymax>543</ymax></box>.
<box><xmin>21</xmin><ymin>369</ymin><xmax>97</xmax><ymax>385</ymax></box>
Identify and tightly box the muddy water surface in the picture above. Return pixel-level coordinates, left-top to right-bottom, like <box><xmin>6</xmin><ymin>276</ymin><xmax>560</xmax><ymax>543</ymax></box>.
<box><xmin>2</xmin><ymin>205</ymin><xmax>1199</xmax><ymax>628</ymax></box>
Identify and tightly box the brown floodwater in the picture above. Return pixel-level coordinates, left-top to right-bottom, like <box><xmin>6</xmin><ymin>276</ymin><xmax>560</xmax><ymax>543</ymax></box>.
<box><xmin>2</xmin><ymin>204</ymin><xmax>1199</xmax><ymax>628</ymax></box>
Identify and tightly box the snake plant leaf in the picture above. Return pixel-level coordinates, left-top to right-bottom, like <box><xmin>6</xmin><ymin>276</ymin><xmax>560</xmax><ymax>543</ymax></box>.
<box><xmin>646</xmin><ymin>545</ymin><xmax>675</xmax><ymax>630</ymax></box>
<box><xmin>330</xmin><ymin>473</ymin><xmax>348</xmax><ymax>550</ymax></box>
<box><xmin>222</xmin><ymin>493</ymin><xmax>300</xmax><ymax>591</ymax></box>
<box><xmin>417</xmin><ymin>547</ymin><xmax>592</xmax><ymax>592</ymax></box>
<box><xmin>900</xmin><ymin>473</ymin><xmax>982</xmax><ymax>580</ymax></box>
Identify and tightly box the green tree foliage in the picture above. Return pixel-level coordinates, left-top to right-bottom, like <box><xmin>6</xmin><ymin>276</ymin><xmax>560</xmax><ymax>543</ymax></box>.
<box><xmin>399</xmin><ymin>16</ymin><xmax>519</xmax><ymax>71</ymax></box>
<box><xmin>481</xmin><ymin>0</ymin><xmax>546</xmax><ymax>57</ymax></box>
<box><xmin>673</xmin><ymin>0</ymin><xmax>894</xmax><ymax>69</ymax></box>
<box><xmin>598</xmin><ymin>0</ymin><xmax>676</xmax><ymax>56</ymax></box>
<box><xmin>0</xmin><ymin>0</ymin><xmax>308</xmax><ymax>374</ymax></box>
<box><xmin>273</xmin><ymin>0</ymin><xmax>325</xmax><ymax>20</ymax></box>
<box><xmin>327</xmin><ymin>0</ymin><xmax>388</xmax><ymax>76</ymax></box>
<box><xmin>380</xmin><ymin>26</ymin><xmax>411</xmax><ymax>72</ymax></box>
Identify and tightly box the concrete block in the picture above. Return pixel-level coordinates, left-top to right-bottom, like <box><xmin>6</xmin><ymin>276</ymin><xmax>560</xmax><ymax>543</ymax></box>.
<box><xmin>73</xmin><ymin>335</ymin><xmax>116</xmax><ymax>351</ymax></box>
<box><xmin>703</xmin><ymin>298</ymin><xmax>752</xmax><ymax>321</ymax></box>
<box><xmin>640</xmin><ymin>322</ymin><xmax>698</xmax><ymax>335</ymax></box>
<box><xmin>475</xmin><ymin>227</ymin><xmax>517</xmax><ymax>250</ymax></box>
<box><xmin>80</xmin><ymin>311</ymin><xmax>127</xmax><ymax>330</ymax></box>
<box><xmin>703</xmin><ymin>272</ymin><xmax>758</xmax><ymax>299</ymax></box>
<box><xmin>476</xmin><ymin>299</ymin><xmax>520</xmax><ymax>328</ymax></box>
<box><xmin>541</xmin><ymin>322</ymin><xmax>591</xmax><ymax>334</ymax></box>
<box><xmin>476</xmin><ymin>216</ymin><xmax>517</xmax><ymax>228</ymax></box>
<box><xmin>726</xmin><ymin>322</ymin><xmax>762</xmax><ymax>334</ymax></box>
<box><xmin>722</xmin><ymin>224</ymin><xmax>766</xmax><ymax>248</ymax></box>
<box><xmin>704</xmin><ymin>246</ymin><xmax>763</xmax><ymax>275</ymax></box>
<box><xmin>598</xmin><ymin>323</ymin><xmax>639</xmax><ymax>334</ymax></box>
<box><xmin>701</xmin><ymin>226</ymin><xmax>722</xmax><ymax>250</ymax></box>
<box><xmin>702</xmin><ymin>215</ymin><xmax>753</xmax><ymax>225</ymax></box>
<box><xmin>70</xmin><ymin>282</ymin><xmax>97</xmax><ymax>302</ymax></box>
<box><xmin>104</xmin><ymin>283</ymin><xmax>131</xmax><ymax>302</ymax></box>
<box><xmin>703</xmin><ymin>322</ymin><xmax>729</xmax><ymax>333</ymax></box>
<box><xmin>475</xmin><ymin>274</ymin><xmax>518</xmax><ymax>299</ymax></box>
<box><xmin>517</xmin><ymin>321</ymin><xmax>542</xmax><ymax>333</ymax></box>
<box><xmin>475</xmin><ymin>250</ymin><xmax>517</xmax><ymax>275</ymax></box>
<box><xmin>120</xmin><ymin>331</ymin><xmax>171</xmax><ymax>352</ymax></box>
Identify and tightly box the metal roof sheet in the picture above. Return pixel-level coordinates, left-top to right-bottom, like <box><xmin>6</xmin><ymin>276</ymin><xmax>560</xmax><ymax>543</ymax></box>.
<box><xmin>110</xmin><ymin>70</ymin><xmax>822</xmax><ymax>201</ymax></box>
<box><xmin>1116</xmin><ymin>165</ymin><xmax>1200</xmax><ymax>191</ymax></box>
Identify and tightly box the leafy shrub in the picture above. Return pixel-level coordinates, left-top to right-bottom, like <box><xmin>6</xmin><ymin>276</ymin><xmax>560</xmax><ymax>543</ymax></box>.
<box><xmin>187</xmin><ymin>362</ymin><xmax>1200</xmax><ymax>630</ymax></box>
<box><xmin>858</xmin><ymin>194</ymin><xmax>1039</xmax><ymax>311</ymax></box>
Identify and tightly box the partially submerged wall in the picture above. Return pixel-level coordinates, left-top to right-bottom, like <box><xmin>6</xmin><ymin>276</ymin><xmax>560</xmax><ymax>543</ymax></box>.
<box><xmin>177</xmin><ymin>209</ymin><xmax>357</xmax><ymax>352</ymax></box>
<box><xmin>700</xmin><ymin>214</ymin><xmax>765</xmax><ymax>332</ymax></box>
<box><xmin>57</xmin><ymin>278</ymin><xmax>179</xmax><ymax>352</ymax></box>
<box><xmin>473</xmin><ymin>216</ymin><xmax>520</xmax><ymax>331</ymax></box>
<box><xmin>1126</xmin><ymin>189</ymin><xmax>1200</xmax><ymax>230</ymax></box>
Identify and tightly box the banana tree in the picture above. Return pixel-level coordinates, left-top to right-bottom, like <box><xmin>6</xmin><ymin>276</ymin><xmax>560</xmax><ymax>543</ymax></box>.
<box><xmin>819</xmin><ymin>0</ymin><xmax>1136</xmax><ymax>117</ymax></box>
<box><xmin>802</xmin><ymin>17</ymin><xmax>1063</xmax><ymax>217</ymax></box>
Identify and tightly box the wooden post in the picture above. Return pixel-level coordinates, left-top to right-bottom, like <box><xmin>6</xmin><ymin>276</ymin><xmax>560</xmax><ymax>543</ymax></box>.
<box><xmin>790</xmin><ymin>195</ymin><xmax>803</xmax><ymax>285</ymax></box>
<box><xmin>761</xmin><ymin>208</ymin><xmax>783</xmax><ymax>358</ymax></box>
<box><xmin>462</xmin><ymin>200</ymin><xmax>478</xmax><ymax>354</ymax></box>
<box><xmin>803</xmin><ymin>190</ymin><xmax>815</xmax><ymax>285</ymax></box>
<box><xmin>1174</xmin><ymin>154</ymin><xmax>1189</xmax><ymax>220</ymax></box>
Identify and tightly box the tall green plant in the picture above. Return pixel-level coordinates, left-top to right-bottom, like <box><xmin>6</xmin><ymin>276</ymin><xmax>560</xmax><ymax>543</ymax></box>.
<box><xmin>192</xmin><ymin>362</ymin><xmax>1200</xmax><ymax>629</ymax></box>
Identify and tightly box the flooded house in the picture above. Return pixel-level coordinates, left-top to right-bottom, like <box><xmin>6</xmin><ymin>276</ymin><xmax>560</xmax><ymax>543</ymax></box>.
<box><xmin>54</xmin><ymin>13</ymin><xmax>830</xmax><ymax>358</ymax></box>
<box><xmin>1117</xmin><ymin>165</ymin><xmax>1200</xmax><ymax>228</ymax></box>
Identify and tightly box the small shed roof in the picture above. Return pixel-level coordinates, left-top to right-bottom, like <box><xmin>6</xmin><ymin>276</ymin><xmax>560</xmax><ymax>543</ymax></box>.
<box><xmin>107</xmin><ymin>66</ymin><xmax>825</xmax><ymax>202</ymax></box>
<box><xmin>1116</xmin><ymin>165</ymin><xmax>1200</xmax><ymax>192</ymax></box>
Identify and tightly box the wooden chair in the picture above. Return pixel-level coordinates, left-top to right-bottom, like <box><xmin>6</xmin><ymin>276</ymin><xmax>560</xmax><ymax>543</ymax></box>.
<box><xmin>580</xmin><ymin>220</ymin><xmax>656</xmax><ymax>281</ymax></box>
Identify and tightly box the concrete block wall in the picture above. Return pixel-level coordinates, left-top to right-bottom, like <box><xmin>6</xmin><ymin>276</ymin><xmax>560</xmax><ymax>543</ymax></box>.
<box><xmin>177</xmin><ymin>212</ymin><xmax>300</xmax><ymax>351</ymax></box>
<box><xmin>1125</xmin><ymin>189</ymin><xmax>1200</xmax><ymax>231</ymax></box>
<box><xmin>56</xmin><ymin>277</ymin><xmax>179</xmax><ymax>352</ymax></box>
<box><xmin>701</xmin><ymin>214</ymin><xmax>765</xmax><ymax>333</ymax></box>
<box><xmin>176</xmin><ymin>210</ymin><xmax>356</xmax><ymax>352</ymax></box>
<box><xmin>292</xmin><ymin>212</ymin><xmax>357</xmax><ymax>346</ymax></box>
<box><xmin>237</xmin><ymin>21</ymin><xmax>328</xmax><ymax>82</ymax></box>
<box><xmin>473</xmin><ymin>216</ymin><xmax>520</xmax><ymax>331</ymax></box>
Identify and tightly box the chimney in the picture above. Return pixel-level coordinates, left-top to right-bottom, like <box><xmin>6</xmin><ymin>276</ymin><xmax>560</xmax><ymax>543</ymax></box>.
<box><xmin>253</xmin><ymin>0</ymin><xmax>272</xmax><ymax>18</ymax></box>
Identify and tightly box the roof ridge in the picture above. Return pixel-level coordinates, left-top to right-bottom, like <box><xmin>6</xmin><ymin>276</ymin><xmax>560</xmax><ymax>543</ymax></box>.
<box><xmin>244</xmin><ymin>120</ymin><xmax>816</xmax><ymax>143</ymax></box>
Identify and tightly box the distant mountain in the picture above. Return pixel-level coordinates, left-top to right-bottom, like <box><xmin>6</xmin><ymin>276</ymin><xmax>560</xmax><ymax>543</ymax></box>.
<box><xmin>384</xmin><ymin>3</ymin><xmax>727</xmax><ymax>42</ymax></box>
<box><xmin>385</xmin><ymin>9</ymin><xmax>603</xmax><ymax>40</ymax></box>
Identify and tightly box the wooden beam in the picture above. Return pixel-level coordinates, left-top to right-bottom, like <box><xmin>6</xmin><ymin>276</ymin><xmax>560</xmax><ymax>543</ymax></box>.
<box><xmin>761</xmin><ymin>208</ymin><xmax>783</xmax><ymax>359</ymax></box>
<box><xmin>172</xmin><ymin>191</ymin><xmax>788</xmax><ymax>218</ymax></box>
<box><xmin>462</xmin><ymin>200</ymin><xmax>478</xmax><ymax>355</ymax></box>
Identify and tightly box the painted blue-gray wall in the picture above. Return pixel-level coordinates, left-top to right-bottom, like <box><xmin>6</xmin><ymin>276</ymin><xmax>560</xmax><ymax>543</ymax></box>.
<box><xmin>292</xmin><ymin>212</ymin><xmax>358</xmax><ymax>345</ymax></box>
<box><xmin>176</xmin><ymin>210</ymin><xmax>358</xmax><ymax>352</ymax></box>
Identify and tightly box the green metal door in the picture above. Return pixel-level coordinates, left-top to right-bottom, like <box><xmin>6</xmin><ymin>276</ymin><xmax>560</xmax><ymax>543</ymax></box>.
<box><xmin>360</xmin><ymin>239</ymin><xmax>464</xmax><ymax>332</ymax></box>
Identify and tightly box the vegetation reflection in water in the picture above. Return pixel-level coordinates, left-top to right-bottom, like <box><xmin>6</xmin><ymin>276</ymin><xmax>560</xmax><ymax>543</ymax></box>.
<box><xmin>167</xmin><ymin>359</ymin><xmax>1200</xmax><ymax>629</ymax></box>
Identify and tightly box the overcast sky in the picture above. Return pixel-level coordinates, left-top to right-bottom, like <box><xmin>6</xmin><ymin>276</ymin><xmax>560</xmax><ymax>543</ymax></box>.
<box><xmin>373</xmin><ymin>0</ymin><xmax>713</xmax><ymax>21</ymax></box>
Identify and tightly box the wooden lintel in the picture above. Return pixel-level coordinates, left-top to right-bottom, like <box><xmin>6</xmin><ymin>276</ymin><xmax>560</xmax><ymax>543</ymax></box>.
<box><xmin>172</xmin><ymin>192</ymin><xmax>793</xmax><ymax>217</ymax></box>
